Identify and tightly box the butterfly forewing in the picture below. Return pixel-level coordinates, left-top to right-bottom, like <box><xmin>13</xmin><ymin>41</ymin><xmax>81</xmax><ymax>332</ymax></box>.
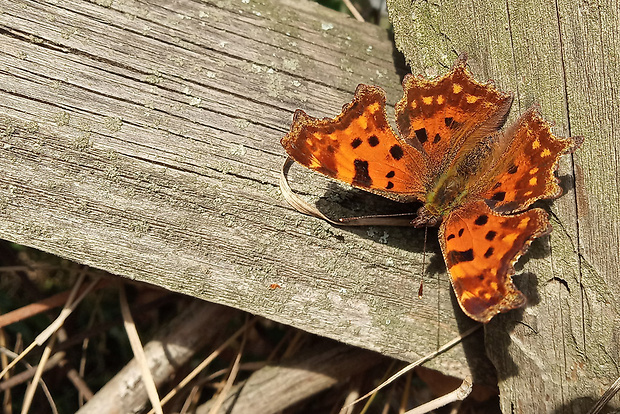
<box><xmin>282</xmin><ymin>84</ymin><xmax>428</xmax><ymax>202</ymax></box>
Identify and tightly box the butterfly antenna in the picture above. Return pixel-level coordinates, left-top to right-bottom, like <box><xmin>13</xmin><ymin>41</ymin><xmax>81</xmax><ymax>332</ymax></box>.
<box><xmin>418</xmin><ymin>226</ymin><xmax>428</xmax><ymax>299</ymax></box>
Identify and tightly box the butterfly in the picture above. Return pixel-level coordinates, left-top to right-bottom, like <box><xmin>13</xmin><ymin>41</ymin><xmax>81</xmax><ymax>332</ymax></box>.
<box><xmin>281</xmin><ymin>56</ymin><xmax>582</xmax><ymax>323</ymax></box>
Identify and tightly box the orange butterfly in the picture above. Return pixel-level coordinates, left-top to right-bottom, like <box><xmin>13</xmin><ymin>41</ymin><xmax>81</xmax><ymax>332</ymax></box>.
<box><xmin>281</xmin><ymin>57</ymin><xmax>582</xmax><ymax>323</ymax></box>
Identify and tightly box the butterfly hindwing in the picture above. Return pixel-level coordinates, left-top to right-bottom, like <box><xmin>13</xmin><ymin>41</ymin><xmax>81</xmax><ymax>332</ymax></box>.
<box><xmin>439</xmin><ymin>200</ymin><xmax>551</xmax><ymax>322</ymax></box>
<box><xmin>282</xmin><ymin>84</ymin><xmax>427</xmax><ymax>202</ymax></box>
<box><xmin>480</xmin><ymin>108</ymin><xmax>583</xmax><ymax>214</ymax></box>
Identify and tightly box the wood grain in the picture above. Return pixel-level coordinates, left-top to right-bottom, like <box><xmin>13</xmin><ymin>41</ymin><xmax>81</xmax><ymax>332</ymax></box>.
<box><xmin>388</xmin><ymin>0</ymin><xmax>619</xmax><ymax>411</ymax></box>
<box><xmin>0</xmin><ymin>0</ymin><xmax>495</xmax><ymax>383</ymax></box>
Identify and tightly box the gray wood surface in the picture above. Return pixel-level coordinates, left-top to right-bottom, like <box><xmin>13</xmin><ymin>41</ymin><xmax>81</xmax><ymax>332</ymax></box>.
<box><xmin>0</xmin><ymin>0</ymin><xmax>491</xmax><ymax>382</ymax></box>
<box><xmin>388</xmin><ymin>0</ymin><xmax>620</xmax><ymax>412</ymax></box>
<box><xmin>2</xmin><ymin>0</ymin><xmax>617</xmax><ymax>411</ymax></box>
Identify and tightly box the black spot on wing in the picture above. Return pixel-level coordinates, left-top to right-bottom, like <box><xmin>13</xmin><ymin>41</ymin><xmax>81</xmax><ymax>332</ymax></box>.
<box><xmin>352</xmin><ymin>159</ymin><xmax>372</xmax><ymax>187</ymax></box>
<box><xmin>484</xmin><ymin>247</ymin><xmax>494</xmax><ymax>258</ymax></box>
<box><xmin>491</xmin><ymin>191</ymin><xmax>506</xmax><ymax>201</ymax></box>
<box><xmin>433</xmin><ymin>133</ymin><xmax>441</xmax><ymax>143</ymax></box>
<box><xmin>474</xmin><ymin>215</ymin><xmax>488</xmax><ymax>226</ymax></box>
<box><xmin>415</xmin><ymin>128</ymin><xmax>428</xmax><ymax>144</ymax></box>
<box><xmin>386</xmin><ymin>181</ymin><xmax>394</xmax><ymax>189</ymax></box>
<box><xmin>447</xmin><ymin>249</ymin><xmax>474</xmax><ymax>265</ymax></box>
<box><xmin>485</xmin><ymin>231</ymin><xmax>497</xmax><ymax>241</ymax></box>
<box><xmin>386</xmin><ymin>171</ymin><xmax>395</xmax><ymax>178</ymax></box>
<box><xmin>447</xmin><ymin>234</ymin><xmax>455</xmax><ymax>241</ymax></box>
<box><xmin>508</xmin><ymin>164</ymin><xmax>518</xmax><ymax>174</ymax></box>
<box><xmin>368</xmin><ymin>135</ymin><xmax>379</xmax><ymax>147</ymax></box>
<box><xmin>458</xmin><ymin>228</ymin><xmax>464</xmax><ymax>237</ymax></box>
<box><xmin>351</xmin><ymin>138</ymin><xmax>362</xmax><ymax>149</ymax></box>
<box><xmin>390</xmin><ymin>145</ymin><xmax>404</xmax><ymax>160</ymax></box>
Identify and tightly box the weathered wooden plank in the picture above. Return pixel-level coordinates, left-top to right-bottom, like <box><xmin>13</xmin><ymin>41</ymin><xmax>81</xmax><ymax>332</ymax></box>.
<box><xmin>388</xmin><ymin>0</ymin><xmax>619</xmax><ymax>411</ymax></box>
<box><xmin>0</xmin><ymin>0</ymin><xmax>495</xmax><ymax>381</ymax></box>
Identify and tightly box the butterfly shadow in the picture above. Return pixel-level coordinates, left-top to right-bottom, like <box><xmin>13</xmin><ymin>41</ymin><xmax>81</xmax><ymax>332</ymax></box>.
<box><xmin>315</xmin><ymin>182</ymin><xmax>452</xmax><ymax>296</ymax></box>
<box><xmin>315</xmin><ymin>184</ymin><xmax>501</xmax><ymax>381</ymax></box>
<box><xmin>461</xmin><ymin>235</ymin><xmax>549</xmax><ymax>381</ymax></box>
<box><xmin>388</xmin><ymin>31</ymin><xmax>410</xmax><ymax>84</ymax></box>
<box><xmin>315</xmin><ymin>182</ymin><xmax>431</xmax><ymax>253</ymax></box>
<box><xmin>318</xmin><ymin>183</ymin><xmax>564</xmax><ymax>378</ymax></box>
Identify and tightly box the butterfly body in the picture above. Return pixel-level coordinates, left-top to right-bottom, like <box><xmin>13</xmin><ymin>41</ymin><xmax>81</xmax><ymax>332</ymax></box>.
<box><xmin>426</xmin><ymin>169</ymin><xmax>472</xmax><ymax>217</ymax></box>
<box><xmin>282</xmin><ymin>57</ymin><xmax>582</xmax><ymax>323</ymax></box>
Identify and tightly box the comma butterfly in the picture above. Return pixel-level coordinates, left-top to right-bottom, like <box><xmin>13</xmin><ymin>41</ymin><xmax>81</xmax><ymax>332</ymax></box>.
<box><xmin>281</xmin><ymin>56</ymin><xmax>582</xmax><ymax>323</ymax></box>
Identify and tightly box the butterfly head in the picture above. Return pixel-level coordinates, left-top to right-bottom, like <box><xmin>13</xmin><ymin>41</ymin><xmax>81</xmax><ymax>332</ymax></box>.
<box><xmin>411</xmin><ymin>205</ymin><xmax>442</xmax><ymax>228</ymax></box>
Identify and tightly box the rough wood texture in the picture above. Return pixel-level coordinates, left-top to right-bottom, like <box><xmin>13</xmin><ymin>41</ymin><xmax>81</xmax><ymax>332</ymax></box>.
<box><xmin>388</xmin><ymin>0</ymin><xmax>619</xmax><ymax>412</ymax></box>
<box><xmin>0</xmin><ymin>0</ymin><xmax>494</xmax><ymax>382</ymax></box>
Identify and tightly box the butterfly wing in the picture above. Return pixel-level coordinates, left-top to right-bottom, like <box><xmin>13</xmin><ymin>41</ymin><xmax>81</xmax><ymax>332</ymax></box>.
<box><xmin>394</xmin><ymin>57</ymin><xmax>513</xmax><ymax>175</ymax></box>
<box><xmin>439</xmin><ymin>200</ymin><xmax>551</xmax><ymax>322</ymax></box>
<box><xmin>478</xmin><ymin>107</ymin><xmax>583</xmax><ymax>214</ymax></box>
<box><xmin>282</xmin><ymin>84</ymin><xmax>427</xmax><ymax>202</ymax></box>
